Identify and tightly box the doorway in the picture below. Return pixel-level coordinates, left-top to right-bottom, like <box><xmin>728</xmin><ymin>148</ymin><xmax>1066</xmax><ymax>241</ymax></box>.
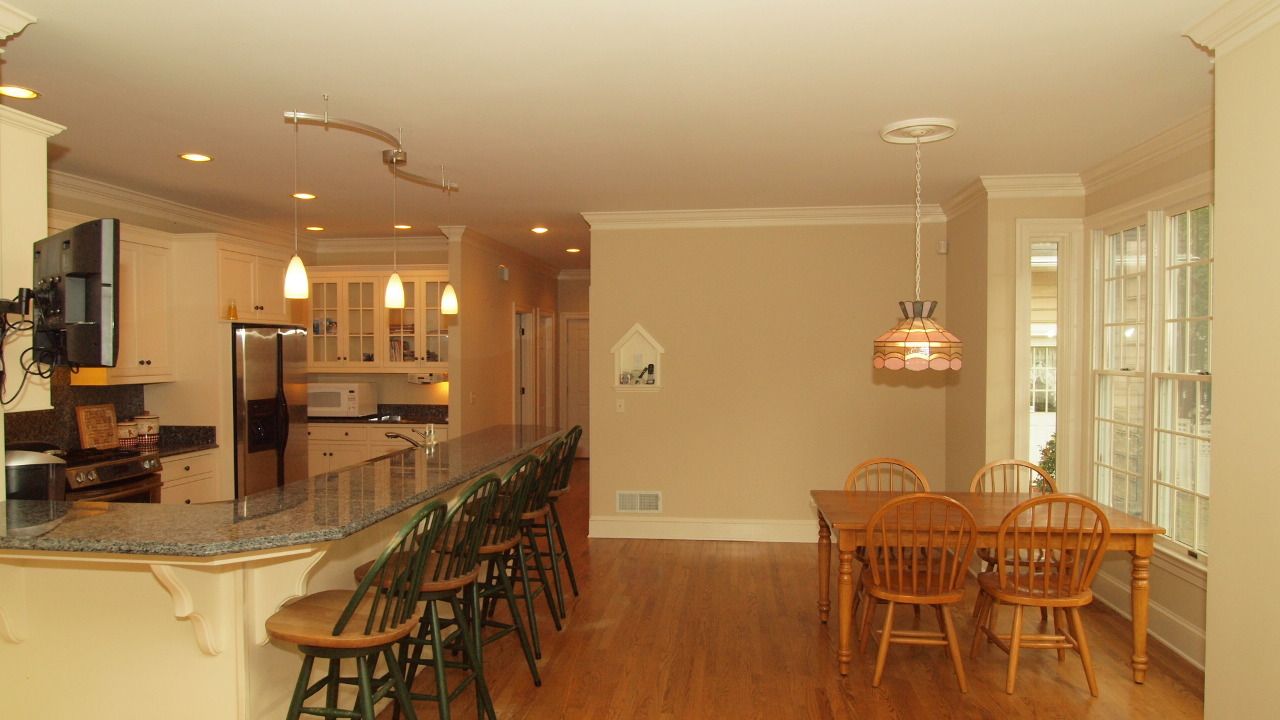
<box><xmin>561</xmin><ymin>314</ymin><xmax>589</xmax><ymax>457</ymax></box>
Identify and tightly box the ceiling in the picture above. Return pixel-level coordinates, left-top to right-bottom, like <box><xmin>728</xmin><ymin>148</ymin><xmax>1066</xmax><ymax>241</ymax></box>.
<box><xmin>0</xmin><ymin>1</ymin><xmax>1218</xmax><ymax>271</ymax></box>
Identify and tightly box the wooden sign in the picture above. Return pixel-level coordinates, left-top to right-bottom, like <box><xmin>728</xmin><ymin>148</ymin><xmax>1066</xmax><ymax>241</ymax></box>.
<box><xmin>75</xmin><ymin>404</ymin><xmax>120</xmax><ymax>450</ymax></box>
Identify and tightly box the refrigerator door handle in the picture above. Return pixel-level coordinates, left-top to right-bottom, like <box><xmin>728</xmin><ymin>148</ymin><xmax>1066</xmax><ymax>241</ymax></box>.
<box><xmin>277</xmin><ymin>390</ymin><xmax>290</xmax><ymax>452</ymax></box>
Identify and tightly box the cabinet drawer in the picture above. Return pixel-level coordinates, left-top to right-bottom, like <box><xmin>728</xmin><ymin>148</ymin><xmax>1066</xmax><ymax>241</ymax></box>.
<box><xmin>307</xmin><ymin>425</ymin><xmax>369</xmax><ymax>442</ymax></box>
<box><xmin>163</xmin><ymin>452</ymin><xmax>215</xmax><ymax>482</ymax></box>
<box><xmin>162</xmin><ymin>474</ymin><xmax>220</xmax><ymax>505</ymax></box>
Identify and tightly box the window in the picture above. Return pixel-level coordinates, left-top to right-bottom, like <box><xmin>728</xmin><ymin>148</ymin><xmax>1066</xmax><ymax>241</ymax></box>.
<box><xmin>1093</xmin><ymin>204</ymin><xmax>1212</xmax><ymax>557</ymax></box>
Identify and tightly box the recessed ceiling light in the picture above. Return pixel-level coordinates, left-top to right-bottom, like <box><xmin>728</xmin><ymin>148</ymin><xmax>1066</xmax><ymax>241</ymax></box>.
<box><xmin>0</xmin><ymin>85</ymin><xmax>40</xmax><ymax>99</ymax></box>
<box><xmin>179</xmin><ymin>153</ymin><xmax>213</xmax><ymax>162</ymax></box>
<box><xmin>305</xmin><ymin>226</ymin><xmax>324</xmax><ymax>231</ymax></box>
<box><xmin>293</xmin><ymin>192</ymin><xmax>315</xmax><ymax>200</ymax></box>
<box><xmin>566</xmin><ymin>248</ymin><xmax>581</xmax><ymax>253</ymax></box>
<box><xmin>394</xmin><ymin>224</ymin><xmax>412</xmax><ymax>230</ymax></box>
<box><xmin>532</xmin><ymin>227</ymin><xmax>549</xmax><ymax>234</ymax></box>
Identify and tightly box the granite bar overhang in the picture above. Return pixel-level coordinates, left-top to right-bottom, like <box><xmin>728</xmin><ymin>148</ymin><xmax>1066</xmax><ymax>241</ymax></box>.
<box><xmin>0</xmin><ymin>424</ymin><xmax>560</xmax><ymax>558</ymax></box>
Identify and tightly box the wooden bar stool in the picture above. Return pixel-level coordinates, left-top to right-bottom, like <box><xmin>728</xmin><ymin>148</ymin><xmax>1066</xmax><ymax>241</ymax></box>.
<box><xmin>354</xmin><ymin>475</ymin><xmax>502</xmax><ymax>720</ymax></box>
<box><xmin>474</xmin><ymin>454</ymin><xmax>543</xmax><ymax>686</ymax></box>
<box><xmin>534</xmin><ymin>425</ymin><xmax>583</xmax><ymax>618</ymax></box>
<box><xmin>506</xmin><ymin>437</ymin><xmax>566</xmax><ymax>658</ymax></box>
<box><xmin>266</xmin><ymin>499</ymin><xmax>448</xmax><ymax>720</ymax></box>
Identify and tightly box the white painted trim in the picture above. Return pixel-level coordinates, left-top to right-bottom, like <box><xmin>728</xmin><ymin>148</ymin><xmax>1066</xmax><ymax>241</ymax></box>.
<box><xmin>981</xmin><ymin>174</ymin><xmax>1085</xmax><ymax>198</ymax></box>
<box><xmin>941</xmin><ymin>178</ymin><xmax>987</xmax><ymax>218</ymax></box>
<box><xmin>314</xmin><ymin>235</ymin><xmax>448</xmax><ymax>254</ymax></box>
<box><xmin>0</xmin><ymin>105</ymin><xmax>63</xmax><ymax>137</ymax></box>
<box><xmin>0</xmin><ymin>2</ymin><xmax>35</xmax><ymax>40</ymax></box>
<box><xmin>589</xmin><ymin>516</ymin><xmax>817</xmax><ymax>543</ymax></box>
<box><xmin>558</xmin><ymin>311</ymin><xmax>589</xmax><ymax>432</ymax></box>
<box><xmin>559</xmin><ymin>269</ymin><xmax>591</xmax><ymax>281</ymax></box>
<box><xmin>49</xmin><ymin>171</ymin><xmax>295</xmax><ymax>248</ymax></box>
<box><xmin>582</xmin><ymin>204</ymin><xmax>945</xmax><ymax>230</ymax></box>
<box><xmin>1092</xmin><ymin>560</ymin><xmax>1207</xmax><ymax>670</ymax></box>
<box><xmin>1081</xmin><ymin>110</ymin><xmax>1214</xmax><ymax>194</ymax></box>
<box><xmin>1084</xmin><ymin>172</ymin><xmax>1214</xmax><ymax>229</ymax></box>
<box><xmin>1185</xmin><ymin>0</ymin><xmax>1280</xmax><ymax>57</ymax></box>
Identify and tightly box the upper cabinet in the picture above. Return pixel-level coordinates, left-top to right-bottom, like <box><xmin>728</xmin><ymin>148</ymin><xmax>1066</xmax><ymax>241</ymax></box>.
<box><xmin>307</xmin><ymin>275</ymin><xmax>381</xmax><ymax>368</ymax></box>
<box><xmin>70</xmin><ymin>232</ymin><xmax>175</xmax><ymax>385</ymax></box>
<box><xmin>305</xmin><ymin>268</ymin><xmax>450</xmax><ymax>373</ymax></box>
<box><xmin>218</xmin><ymin>248</ymin><xmax>290</xmax><ymax>323</ymax></box>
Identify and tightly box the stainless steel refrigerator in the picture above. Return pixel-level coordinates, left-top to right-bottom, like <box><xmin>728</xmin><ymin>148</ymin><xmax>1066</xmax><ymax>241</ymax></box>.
<box><xmin>232</xmin><ymin>324</ymin><xmax>308</xmax><ymax>497</ymax></box>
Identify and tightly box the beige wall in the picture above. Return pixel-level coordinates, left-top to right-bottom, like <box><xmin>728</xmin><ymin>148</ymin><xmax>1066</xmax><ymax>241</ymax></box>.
<box><xmin>588</xmin><ymin>219</ymin><xmax>949</xmax><ymax>540</ymax></box>
<box><xmin>941</xmin><ymin>197</ymin><xmax>989</xmax><ymax>489</ymax></box>
<box><xmin>1203</xmin><ymin>17</ymin><xmax>1280</xmax><ymax>717</ymax></box>
<box><xmin>558</xmin><ymin>274</ymin><xmax>590</xmax><ymax>314</ymax></box>
<box><xmin>449</xmin><ymin>227</ymin><xmax>559</xmax><ymax>433</ymax></box>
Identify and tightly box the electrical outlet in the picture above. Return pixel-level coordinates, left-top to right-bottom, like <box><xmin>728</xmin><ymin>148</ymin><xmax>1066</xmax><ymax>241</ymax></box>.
<box><xmin>616</xmin><ymin>398</ymin><xmax>625</xmax><ymax>413</ymax></box>
<box><xmin>469</xmin><ymin>391</ymin><xmax>477</xmax><ymax>405</ymax></box>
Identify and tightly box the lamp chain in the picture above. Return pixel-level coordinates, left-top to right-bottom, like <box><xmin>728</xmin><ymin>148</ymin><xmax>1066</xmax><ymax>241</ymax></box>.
<box><xmin>913</xmin><ymin>137</ymin><xmax>922</xmax><ymax>302</ymax></box>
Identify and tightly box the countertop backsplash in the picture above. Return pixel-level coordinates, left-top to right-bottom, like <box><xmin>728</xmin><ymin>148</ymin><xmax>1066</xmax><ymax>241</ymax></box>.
<box><xmin>3</xmin><ymin>368</ymin><xmax>146</xmax><ymax>450</ymax></box>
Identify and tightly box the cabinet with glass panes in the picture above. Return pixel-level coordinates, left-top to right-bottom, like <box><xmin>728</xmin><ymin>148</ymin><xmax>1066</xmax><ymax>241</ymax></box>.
<box><xmin>308</xmin><ymin>276</ymin><xmax>381</xmax><ymax>368</ymax></box>
<box><xmin>384</xmin><ymin>273</ymin><xmax>450</xmax><ymax>369</ymax></box>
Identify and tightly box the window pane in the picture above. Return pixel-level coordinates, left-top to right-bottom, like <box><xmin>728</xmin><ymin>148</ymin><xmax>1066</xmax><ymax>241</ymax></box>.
<box><xmin>1157</xmin><ymin>378</ymin><xmax>1212</xmax><ymax>438</ymax></box>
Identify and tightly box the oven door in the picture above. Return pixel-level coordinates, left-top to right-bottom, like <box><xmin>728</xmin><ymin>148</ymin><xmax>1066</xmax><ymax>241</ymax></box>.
<box><xmin>65</xmin><ymin>474</ymin><xmax>163</xmax><ymax>503</ymax></box>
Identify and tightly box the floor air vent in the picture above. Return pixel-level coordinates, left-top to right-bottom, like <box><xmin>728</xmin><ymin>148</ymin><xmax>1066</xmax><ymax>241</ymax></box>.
<box><xmin>616</xmin><ymin>491</ymin><xmax>662</xmax><ymax>513</ymax></box>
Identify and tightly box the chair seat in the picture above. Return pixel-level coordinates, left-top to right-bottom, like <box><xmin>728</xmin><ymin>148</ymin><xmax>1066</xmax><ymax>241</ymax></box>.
<box><xmin>977</xmin><ymin>570</ymin><xmax>1095</xmax><ymax>608</ymax></box>
<box><xmin>266</xmin><ymin>589</ymin><xmax>417</xmax><ymax>649</ymax></box>
<box><xmin>861</xmin><ymin>566</ymin><xmax>966</xmax><ymax>605</ymax></box>
<box><xmin>353</xmin><ymin>555</ymin><xmax>482</xmax><ymax>593</ymax></box>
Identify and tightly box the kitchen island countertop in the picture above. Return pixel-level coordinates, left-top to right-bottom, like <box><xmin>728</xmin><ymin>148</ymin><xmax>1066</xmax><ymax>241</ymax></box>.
<box><xmin>0</xmin><ymin>424</ymin><xmax>557</xmax><ymax>557</ymax></box>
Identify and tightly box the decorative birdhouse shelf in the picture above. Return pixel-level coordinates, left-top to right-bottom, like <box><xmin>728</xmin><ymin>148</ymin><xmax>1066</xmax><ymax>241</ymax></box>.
<box><xmin>611</xmin><ymin>323</ymin><xmax>663</xmax><ymax>391</ymax></box>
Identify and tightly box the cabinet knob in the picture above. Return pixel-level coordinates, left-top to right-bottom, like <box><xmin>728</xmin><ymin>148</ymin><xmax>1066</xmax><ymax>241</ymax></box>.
<box><xmin>183</xmin><ymin>465</ymin><xmax>191</xmax><ymax>471</ymax></box>
<box><xmin>145</xmin><ymin>360</ymin><xmax>152</xmax><ymax>365</ymax></box>
<box><xmin>185</xmin><ymin>499</ymin><xmax>192</xmax><ymax>504</ymax></box>
<box><xmin>138</xmin><ymin>360</ymin><xmax>145</xmax><ymax>365</ymax></box>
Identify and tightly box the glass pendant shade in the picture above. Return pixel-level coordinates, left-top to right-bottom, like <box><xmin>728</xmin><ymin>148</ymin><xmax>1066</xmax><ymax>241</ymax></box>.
<box><xmin>385</xmin><ymin>271</ymin><xmax>405</xmax><ymax>309</ymax></box>
<box><xmin>284</xmin><ymin>254</ymin><xmax>310</xmax><ymax>299</ymax></box>
<box><xmin>872</xmin><ymin>300</ymin><xmax>963</xmax><ymax>371</ymax></box>
<box><xmin>441</xmin><ymin>283</ymin><xmax>458</xmax><ymax>315</ymax></box>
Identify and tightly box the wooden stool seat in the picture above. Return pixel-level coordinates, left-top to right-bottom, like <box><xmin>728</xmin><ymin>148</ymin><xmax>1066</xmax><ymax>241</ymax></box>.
<box><xmin>266</xmin><ymin>590</ymin><xmax>417</xmax><ymax>649</ymax></box>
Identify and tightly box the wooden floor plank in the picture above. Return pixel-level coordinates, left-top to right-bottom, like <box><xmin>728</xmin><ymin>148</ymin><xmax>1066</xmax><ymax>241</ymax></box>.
<box><xmin>384</xmin><ymin>459</ymin><xmax>1204</xmax><ymax>719</ymax></box>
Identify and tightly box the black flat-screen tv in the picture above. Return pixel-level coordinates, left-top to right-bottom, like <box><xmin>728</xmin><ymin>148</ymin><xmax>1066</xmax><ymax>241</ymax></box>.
<box><xmin>31</xmin><ymin>219</ymin><xmax>119</xmax><ymax>368</ymax></box>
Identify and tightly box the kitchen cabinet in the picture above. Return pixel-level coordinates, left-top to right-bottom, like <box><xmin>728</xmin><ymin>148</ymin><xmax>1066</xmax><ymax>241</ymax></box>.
<box><xmin>70</xmin><ymin>235</ymin><xmax>174</xmax><ymax>385</ymax></box>
<box><xmin>384</xmin><ymin>274</ymin><xmax>451</xmax><ymax>370</ymax></box>
<box><xmin>308</xmin><ymin>423</ymin><xmax>446</xmax><ymax>475</ymax></box>
<box><xmin>307</xmin><ymin>276</ymin><xmax>381</xmax><ymax>369</ymax></box>
<box><xmin>218</xmin><ymin>248</ymin><xmax>290</xmax><ymax>322</ymax></box>
<box><xmin>160</xmin><ymin>450</ymin><xmax>220</xmax><ymax>504</ymax></box>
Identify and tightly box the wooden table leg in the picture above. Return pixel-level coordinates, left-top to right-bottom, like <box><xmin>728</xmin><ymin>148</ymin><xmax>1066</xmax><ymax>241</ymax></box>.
<box><xmin>1129</xmin><ymin>541</ymin><xmax>1153</xmax><ymax>683</ymax></box>
<box><xmin>837</xmin><ymin>546</ymin><xmax>855</xmax><ymax>675</ymax></box>
<box><xmin>818</xmin><ymin>515</ymin><xmax>831</xmax><ymax>623</ymax></box>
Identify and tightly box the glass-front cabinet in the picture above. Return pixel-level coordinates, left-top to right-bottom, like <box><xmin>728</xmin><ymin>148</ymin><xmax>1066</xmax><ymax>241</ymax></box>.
<box><xmin>308</xmin><ymin>276</ymin><xmax>380</xmax><ymax>368</ymax></box>
<box><xmin>385</xmin><ymin>278</ymin><xmax>450</xmax><ymax>369</ymax></box>
<box><xmin>305</xmin><ymin>268</ymin><xmax>449</xmax><ymax>372</ymax></box>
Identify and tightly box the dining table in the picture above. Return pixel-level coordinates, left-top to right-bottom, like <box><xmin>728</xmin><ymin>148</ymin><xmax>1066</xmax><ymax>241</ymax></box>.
<box><xmin>811</xmin><ymin>490</ymin><xmax>1165</xmax><ymax>682</ymax></box>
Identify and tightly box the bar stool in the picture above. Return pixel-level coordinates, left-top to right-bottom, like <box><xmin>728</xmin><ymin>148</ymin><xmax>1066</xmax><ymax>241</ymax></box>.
<box><xmin>355</xmin><ymin>474</ymin><xmax>501</xmax><ymax>720</ymax></box>
<box><xmin>474</xmin><ymin>454</ymin><xmax>543</xmax><ymax>686</ymax></box>
<box><xmin>508</xmin><ymin>436</ymin><xmax>566</xmax><ymax>658</ymax></box>
<box><xmin>539</xmin><ymin>425</ymin><xmax>583</xmax><ymax>618</ymax></box>
<box><xmin>266</xmin><ymin>499</ymin><xmax>448</xmax><ymax>720</ymax></box>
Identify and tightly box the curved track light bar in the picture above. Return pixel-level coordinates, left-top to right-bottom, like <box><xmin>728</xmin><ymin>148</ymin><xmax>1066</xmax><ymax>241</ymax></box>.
<box><xmin>283</xmin><ymin>110</ymin><xmax>460</xmax><ymax>194</ymax></box>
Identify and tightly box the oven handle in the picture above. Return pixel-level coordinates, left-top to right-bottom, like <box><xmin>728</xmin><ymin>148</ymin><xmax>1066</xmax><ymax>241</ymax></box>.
<box><xmin>66</xmin><ymin>474</ymin><xmax>163</xmax><ymax>503</ymax></box>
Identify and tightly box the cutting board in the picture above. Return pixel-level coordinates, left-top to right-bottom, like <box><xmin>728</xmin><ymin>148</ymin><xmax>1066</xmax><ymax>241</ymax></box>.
<box><xmin>75</xmin><ymin>404</ymin><xmax>120</xmax><ymax>450</ymax></box>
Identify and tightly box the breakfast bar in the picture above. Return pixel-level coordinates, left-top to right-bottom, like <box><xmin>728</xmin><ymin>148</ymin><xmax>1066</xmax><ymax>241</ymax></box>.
<box><xmin>0</xmin><ymin>424</ymin><xmax>560</xmax><ymax>720</ymax></box>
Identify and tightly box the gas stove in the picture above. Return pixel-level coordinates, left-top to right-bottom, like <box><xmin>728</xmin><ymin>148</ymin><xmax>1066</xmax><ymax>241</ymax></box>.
<box><xmin>61</xmin><ymin>447</ymin><xmax>163</xmax><ymax>490</ymax></box>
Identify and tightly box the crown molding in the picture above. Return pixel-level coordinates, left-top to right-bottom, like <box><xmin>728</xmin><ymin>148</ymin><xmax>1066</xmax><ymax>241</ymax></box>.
<box><xmin>438</xmin><ymin>225</ymin><xmax>559</xmax><ymax>279</ymax></box>
<box><xmin>1185</xmin><ymin>0</ymin><xmax>1280</xmax><ymax>57</ymax></box>
<box><xmin>559</xmin><ymin>269</ymin><xmax>591</xmax><ymax>282</ymax></box>
<box><xmin>581</xmin><ymin>205</ymin><xmax>944</xmax><ymax>230</ymax></box>
<box><xmin>980</xmin><ymin>174</ymin><xmax>1085</xmax><ymax>199</ymax></box>
<box><xmin>0</xmin><ymin>2</ymin><xmax>35</xmax><ymax>39</ymax></box>
<box><xmin>0</xmin><ymin>105</ymin><xmax>63</xmax><ymax>137</ymax></box>
<box><xmin>314</xmin><ymin>235</ymin><xmax>448</xmax><ymax>255</ymax></box>
<box><xmin>48</xmin><ymin>170</ymin><xmax>298</xmax><ymax>249</ymax></box>
<box><xmin>1080</xmin><ymin>109</ymin><xmax>1214</xmax><ymax>193</ymax></box>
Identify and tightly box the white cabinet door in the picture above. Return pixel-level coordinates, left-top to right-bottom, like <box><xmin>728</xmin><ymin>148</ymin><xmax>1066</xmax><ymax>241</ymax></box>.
<box><xmin>71</xmin><ymin>239</ymin><xmax>174</xmax><ymax>385</ymax></box>
<box><xmin>306</xmin><ymin>276</ymin><xmax>381</xmax><ymax>369</ymax></box>
<box><xmin>218</xmin><ymin>248</ymin><xmax>292</xmax><ymax>322</ymax></box>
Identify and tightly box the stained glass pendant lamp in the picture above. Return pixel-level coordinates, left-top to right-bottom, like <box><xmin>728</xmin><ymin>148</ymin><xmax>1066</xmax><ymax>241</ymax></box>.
<box><xmin>871</xmin><ymin>118</ymin><xmax>962</xmax><ymax>371</ymax></box>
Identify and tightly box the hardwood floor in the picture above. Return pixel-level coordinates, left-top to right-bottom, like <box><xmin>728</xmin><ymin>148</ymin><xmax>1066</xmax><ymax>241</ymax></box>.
<box><xmin>387</xmin><ymin>460</ymin><xmax>1204</xmax><ymax>719</ymax></box>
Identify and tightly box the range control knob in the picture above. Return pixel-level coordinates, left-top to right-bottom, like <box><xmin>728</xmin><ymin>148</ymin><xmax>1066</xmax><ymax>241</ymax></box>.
<box><xmin>87</xmin><ymin>470</ymin><xmax>99</xmax><ymax>483</ymax></box>
<box><xmin>74</xmin><ymin>472</ymin><xmax>86</xmax><ymax>484</ymax></box>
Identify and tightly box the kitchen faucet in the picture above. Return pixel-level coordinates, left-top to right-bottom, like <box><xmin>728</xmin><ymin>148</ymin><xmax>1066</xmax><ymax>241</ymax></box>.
<box><xmin>384</xmin><ymin>431</ymin><xmax>422</xmax><ymax>448</ymax></box>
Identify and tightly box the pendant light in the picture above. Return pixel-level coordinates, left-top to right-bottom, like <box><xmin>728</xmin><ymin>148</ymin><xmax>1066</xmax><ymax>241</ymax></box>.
<box><xmin>385</xmin><ymin>149</ymin><xmax>405</xmax><ymax>309</ymax></box>
<box><xmin>283</xmin><ymin>114</ymin><xmax>310</xmax><ymax>299</ymax></box>
<box><xmin>440</xmin><ymin>283</ymin><xmax>458</xmax><ymax>315</ymax></box>
<box><xmin>871</xmin><ymin>118</ymin><xmax>962</xmax><ymax>371</ymax></box>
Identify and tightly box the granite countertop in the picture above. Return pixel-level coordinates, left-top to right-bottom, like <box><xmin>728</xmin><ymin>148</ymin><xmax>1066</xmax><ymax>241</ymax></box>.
<box><xmin>158</xmin><ymin>442</ymin><xmax>219</xmax><ymax>458</ymax></box>
<box><xmin>0</xmin><ymin>424</ymin><xmax>559</xmax><ymax>558</ymax></box>
<box><xmin>306</xmin><ymin>415</ymin><xmax>448</xmax><ymax>425</ymax></box>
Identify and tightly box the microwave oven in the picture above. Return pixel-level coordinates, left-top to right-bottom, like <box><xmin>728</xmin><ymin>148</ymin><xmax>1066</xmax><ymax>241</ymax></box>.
<box><xmin>307</xmin><ymin>382</ymin><xmax>378</xmax><ymax>417</ymax></box>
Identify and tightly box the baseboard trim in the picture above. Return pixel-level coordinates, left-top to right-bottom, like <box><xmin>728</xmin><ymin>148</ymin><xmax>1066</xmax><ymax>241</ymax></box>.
<box><xmin>1092</xmin><ymin>567</ymin><xmax>1207</xmax><ymax>671</ymax></box>
<box><xmin>589</xmin><ymin>516</ymin><xmax>816</xmax><ymax>543</ymax></box>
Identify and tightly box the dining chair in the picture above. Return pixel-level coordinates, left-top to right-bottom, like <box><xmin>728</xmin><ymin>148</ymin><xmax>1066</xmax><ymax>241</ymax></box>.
<box><xmin>969</xmin><ymin>494</ymin><xmax>1112</xmax><ymax>696</ymax></box>
<box><xmin>843</xmin><ymin>457</ymin><xmax>931</xmax><ymax>624</ymax></box>
<box><xmin>355</xmin><ymin>474</ymin><xmax>502</xmax><ymax>720</ymax></box>
<box><xmin>474</xmin><ymin>455</ymin><xmax>543</xmax><ymax>686</ymax></box>
<box><xmin>844</xmin><ymin>457</ymin><xmax>930</xmax><ymax>493</ymax></box>
<box><xmin>534</xmin><ymin>424</ymin><xmax>583</xmax><ymax>619</ymax></box>
<box><xmin>967</xmin><ymin>459</ymin><xmax>1059</xmax><ymax>620</ymax></box>
<box><xmin>856</xmin><ymin>493</ymin><xmax>977</xmax><ymax>692</ymax></box>
<box><xmin>266</xmin><ymin>499</ymin><xmax>448</xmax><ymax>720</ymax></box>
